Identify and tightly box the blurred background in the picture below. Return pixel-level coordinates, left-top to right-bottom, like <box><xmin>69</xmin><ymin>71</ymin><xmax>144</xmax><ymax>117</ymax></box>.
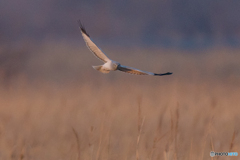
<box><xmin>0</xmin><ymin>0</ymin><xmax>240</xmax><ymax>160</ymax></box>
<box><xmin>1</xmin><ymin>0</ymin><xmax>240</xmax><ymax>82</ymax></box>
<box><xmin>0</xmin><ymin>0</ymin><xmax>240</xmax><ymax>82</ymax></box>
<box><xmin>2</xmin><ymin>0</ymin><xmax>240</xmax><ymax>47</ymax></box>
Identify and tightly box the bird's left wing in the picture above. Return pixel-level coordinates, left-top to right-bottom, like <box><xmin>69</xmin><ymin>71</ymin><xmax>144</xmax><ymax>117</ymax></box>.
<box><xmin>78</xmin><ymin>20</ymin><xmax>110</xmax><ymax>63</ymax></box>
<box><xmin>117</xmin><ymin>65</ymin><xmax>172</xmax><ymax>76</ymax></box>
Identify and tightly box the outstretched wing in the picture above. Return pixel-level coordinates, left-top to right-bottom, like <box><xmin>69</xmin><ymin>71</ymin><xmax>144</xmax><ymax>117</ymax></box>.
<box><xmin>78</xmin><ymin>20</ymin><xmax>110</xmax><ymax>63</ymax></box>
<box><xmin>117</xmin><ymin>65</ymin><xmax>172</xmax><ymax>76</ymax></box>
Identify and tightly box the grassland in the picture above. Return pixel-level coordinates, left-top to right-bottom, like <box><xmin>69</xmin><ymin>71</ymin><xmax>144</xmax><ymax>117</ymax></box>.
<box><xmin>0</xmin><ymin>42</ymin><xmax>239</xmax><ymax>160</ymax></box>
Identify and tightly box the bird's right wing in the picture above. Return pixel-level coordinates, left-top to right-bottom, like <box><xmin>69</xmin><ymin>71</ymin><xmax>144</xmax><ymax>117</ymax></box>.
<box><xmin>117</xmin><ymin>65</ymin><xmax>172</xmax><ymax>76</ymax></box>
<box><xmin>78</xmin><ymin>20</ymin><xmax>110</xmax><ymax>63</ymax></box>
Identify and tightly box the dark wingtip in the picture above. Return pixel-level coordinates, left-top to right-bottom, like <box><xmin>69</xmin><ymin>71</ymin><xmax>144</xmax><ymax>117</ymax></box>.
<box><xmin>154</xmin><ymin>72</ymin><xmax>173</xmax><ymax>76</ymax></box>
<box><xmin>77</xmin><ymin>20</ymin><xmax>90</xmax><ymax>37</ymax></box>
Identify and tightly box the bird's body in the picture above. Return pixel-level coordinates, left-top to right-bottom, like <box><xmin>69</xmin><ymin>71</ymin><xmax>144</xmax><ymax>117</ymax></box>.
<box><xmin>103</xmin><ymin>60</ymin><xmax>119</xmax><ymax>71</ymax></box>
<box><xmin>93</xmin><ymin>60</ymin><xmax>119</xmax><ymax>73</ymax></box>
<box><xmin>78</xmin><ymin>21</ymin><xmax>172</xmax><ymax>76</ymax></box>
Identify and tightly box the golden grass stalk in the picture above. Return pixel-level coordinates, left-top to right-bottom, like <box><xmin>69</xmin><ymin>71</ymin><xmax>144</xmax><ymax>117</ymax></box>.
<box><xmin>188</xmin><ymin>138</ymin><xmax>193</xmax><ymax>160</ymax></box>
<box><xmin>229</xmin><ymin>130</ymin><xmax>236</xmax><ymax>152</ymax></box>
<box><xmin>149</xmin><ymin>131</ymin><xmax>169</xmax><ymax>160</ymax></box>
<box><xmin>106</xmin><ymin>119</ymin><xmax>112</xmax><ymax>160</ymax></box>
<box><xmin>201</xmin><ymin>116</ymin><xmax>214</xmax><ymax>160</ymax></box>
<box><xmin>136</xmin><ymin>116</ymin><xmax>145</xmax><ymax>160</ymax></box>
<box><xmin>96</xmin><ymin>114</ymin><xmax>105</xmax><ymax>160</ymax></box>
<box><xmin>138</xmin><ymin>96</ymin><xmax>142</xmax><ymax>133</ymax></box>
<box><xmin>148</xmin><ymin>105</ymin><xmax>168</xmax><ymax>160</ymax></box>
<box><xmin>174</xmin><ymin>103</ymin><xmax>179</xmax><ymax>160</ymax></box>
<box><xmin>89</xmin><ymin>126</ymin><xmax>95</xmax><ymax>160</ymax></box>
<box><xmin>210</xmin><ymin>136</ymin><xmax>214</xmax><ymax>160</ymax></box>
<box><xmin>72</xmin><ymin>127</ymin><xmax>81</xmax><ymax>160</ymax></box>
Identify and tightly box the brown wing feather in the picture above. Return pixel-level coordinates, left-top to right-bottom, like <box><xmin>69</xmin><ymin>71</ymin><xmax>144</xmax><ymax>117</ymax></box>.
<box><xmin>78</xmin><ymin>20</ymin><xmax>110</xmax><ymax>63</ymax></box>
<box><xmin>117</xmin><ymin>65</ymin><xmax>172</xmax><ymax>76</ymax></box>
<box><xmin>117</xmin><ymin>65</ymin><xmax>151</xmax><ymax>75</ymax></box>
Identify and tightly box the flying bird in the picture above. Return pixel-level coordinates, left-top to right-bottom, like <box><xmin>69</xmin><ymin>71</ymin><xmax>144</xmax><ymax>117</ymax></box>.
<box><xmin>78</xmin><ymin>20</ymin><xmax>172</xmax><ymax>76</ymax></box>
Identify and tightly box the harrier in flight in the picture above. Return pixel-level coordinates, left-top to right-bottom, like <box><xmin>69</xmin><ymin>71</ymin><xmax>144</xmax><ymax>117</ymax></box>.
<box><xmin>78</xmin><ymin>21</ymin><xmax>172</xmax><ymax>76</ymax></box>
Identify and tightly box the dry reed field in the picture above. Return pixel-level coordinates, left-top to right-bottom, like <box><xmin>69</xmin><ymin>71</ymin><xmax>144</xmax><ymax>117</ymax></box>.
<box><xmin>0</xmin><ymin>42</ymin><xmax>239</xmax><ymax>160</ymax></box>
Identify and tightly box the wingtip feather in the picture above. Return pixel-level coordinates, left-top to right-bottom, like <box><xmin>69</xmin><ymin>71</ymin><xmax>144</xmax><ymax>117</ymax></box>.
<box><xmin>78</xmin><ymin>20</ymin><xmax>90</xmax><ymax>37</ymax></box>
<box><xmin>154</xmin><ymin>72</ymin><xmax>172</xmax><ymax>76</ymax></box>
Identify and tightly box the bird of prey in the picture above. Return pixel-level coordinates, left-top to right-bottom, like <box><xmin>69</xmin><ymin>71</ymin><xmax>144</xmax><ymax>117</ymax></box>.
<box><xmin>78</xmin><ymin>21</ymin><xmax>172</xmax><ymax>76</ymax></box>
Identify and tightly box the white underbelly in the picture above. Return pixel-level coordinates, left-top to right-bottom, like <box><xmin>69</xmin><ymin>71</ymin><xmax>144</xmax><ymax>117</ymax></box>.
<box><xmin>103</xmin><ymin>61</ymin><xmax>118</xmax><ymax>71</ymax></box>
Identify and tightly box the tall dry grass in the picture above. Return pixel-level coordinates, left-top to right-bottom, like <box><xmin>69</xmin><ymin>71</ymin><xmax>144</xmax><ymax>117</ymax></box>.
<box><xmin>0</xmin><ymin>42</ymin><xmax>239</xmax><ymax>160</ymax></box>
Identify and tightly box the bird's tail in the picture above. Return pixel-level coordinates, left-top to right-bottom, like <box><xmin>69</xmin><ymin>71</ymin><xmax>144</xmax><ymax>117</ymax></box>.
<box><xmin>92</xmin><ymin>65</ymin><xmax>110</xmax><ymax>74</ymax></box>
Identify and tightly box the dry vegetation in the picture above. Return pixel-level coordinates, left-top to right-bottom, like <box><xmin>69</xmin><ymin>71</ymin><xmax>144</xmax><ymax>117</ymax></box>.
<box><xmin>0</xmin><ymin>42</ymin><xmax>239</xmax><ymax>160</ymax></box>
